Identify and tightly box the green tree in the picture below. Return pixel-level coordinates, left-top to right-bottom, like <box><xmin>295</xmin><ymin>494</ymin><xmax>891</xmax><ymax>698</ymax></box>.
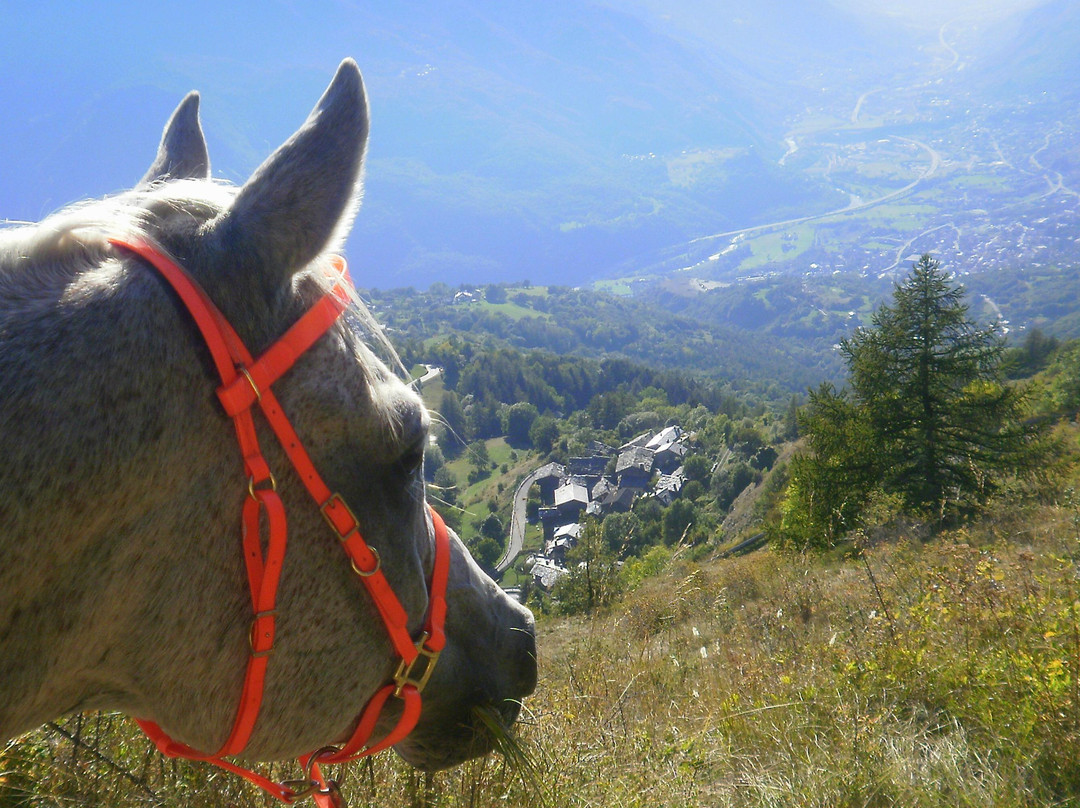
<box><xmin>1005</xmin><ymin>327</ymin><xmax>1059</xmax><ymax>378</ymax></box>
<box><xmin>465</xmin><ymin>440</ymin><xmax>492</xmax><ymax>485</ymax></box>
<box><xmin>1044</xmin><ymin>340</ymin><xmax>1080</xmax><ymax>416</ymax></box>
<box><xmin>841</xmin><ymin>255</ymin><xmax>1039</xmax><ymax>518</ymax></box>
<box><xmin>480</xmin><ymin>513</ymin><xmax>504</xmax><ymax>542</ymax></box>
<box><xmin>430</xmin><ymin>465</ymin><xmax>459</xmax><ymax>507</ymax></box>
<box><xmin>529</xmin><ymin>415</ymin><xmax>560</xmax><ymax>454</ymax></box>
<box><xmin>467</xmin><ymin>398</ymin><xmax>502</xmax><ymax>440</ymax></box>
<box><xmin>682</xmin><ymin>454</ymin><xmax>712</xmax><ymax>483</ymax></box>
<box><xmin>468</xmin><ymin>536</ymin><xmax>501</xmax><ymax>571</ymax></box>
<box><xmin>778</xmin><ymin>383</ymin><xmax>880</xmax><ymax>548</ymax></box>
<box><xmin>438</xmin><ymin>390</ymin><xmax>468</xmax><ymax>449</ymax></box>
<box><xmin>781</xmin><ymin>393</ymin><xmax>801</xmax><ymax>440</ymax></box>
<box><xmin>552</xmin><ymin>520</ymin><xmax>622</xmax><ymax>615</ymax></box>
<box><xmin>711</xmin><ymin>460</ymin><xmax>756</xmax><ymax>511</ymax></box>
<box><xmin>422</xmin><ymin>442</ymin><xmax>445</xmax><ymax>482</ymax></box>
<box><xmin>502</xmin><ymin>401</ymin><xmax>539</xmax><ymax>447</ymax></box>
<box><xmin>662</xmin><ymin>499</ymin><xmax>697</xmax><ymax>545</ymax></box>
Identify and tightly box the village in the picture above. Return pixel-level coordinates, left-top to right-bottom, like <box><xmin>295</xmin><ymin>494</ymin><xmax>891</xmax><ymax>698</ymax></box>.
<box><xmin>523</xmin><ymin>424</ymin><xmax>691</xmax><ymax>589</ymax></box>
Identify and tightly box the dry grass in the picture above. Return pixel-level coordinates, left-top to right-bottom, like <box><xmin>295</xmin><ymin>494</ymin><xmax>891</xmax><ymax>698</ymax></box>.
<box><xmin>7</xmin><ymin>500</ymin><xmax>1080</xmax><ymax>806</ymax></box>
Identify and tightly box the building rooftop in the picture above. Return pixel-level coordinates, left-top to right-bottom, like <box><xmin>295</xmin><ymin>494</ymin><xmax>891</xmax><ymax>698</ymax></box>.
<box><xmin>554</xmin><ymin>481</ymin><xmax>590</xmax><ymax>508</ymax></box>
<box><xmin>646</xmin><ymin>425</ymin><xmax>684</xmax><ymax>451</ymax></box>
<box><xmin>616</xmin><ymin>446</ymin><xmax>655</xmax><ymax>475</ymax></box>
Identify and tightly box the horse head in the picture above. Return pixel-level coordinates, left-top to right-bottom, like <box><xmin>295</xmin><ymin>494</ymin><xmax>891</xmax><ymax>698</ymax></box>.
<box><xmin>0</xmin><ymin>58</ymin><xmax>536</xmax><ymax>774</ymax></box>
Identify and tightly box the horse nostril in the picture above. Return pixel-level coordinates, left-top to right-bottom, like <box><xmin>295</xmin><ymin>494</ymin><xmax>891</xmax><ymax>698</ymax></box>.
<box><xmin>510</xmin><ymin>624</ymin><xmax>538</xmax><ymax>696</ymax></box>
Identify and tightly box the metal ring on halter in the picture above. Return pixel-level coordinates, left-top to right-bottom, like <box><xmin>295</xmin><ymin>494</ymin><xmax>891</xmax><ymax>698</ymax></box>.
<box><xmin>279</xmin><ymin>778</ymin><xmax>319</xmax><ymax>802</ymax></box>
<box><xmin>248</xmin><ymin>472</ymin><xmax>278</xmax><ymax>499</ymax></box>
<box><xmin>278</xmin><ymin>746</ymin><xmax>343</xmax><ymax>803</ymax></box>
<box><xmin>305</xmin><ymin>747</ymin><xmax>341</xmax><ymax>776</ymax></box>
<box><xmin>350</xmin><ymin>547</ymin><xmax>381</xmax><ymax>577</ymax></box>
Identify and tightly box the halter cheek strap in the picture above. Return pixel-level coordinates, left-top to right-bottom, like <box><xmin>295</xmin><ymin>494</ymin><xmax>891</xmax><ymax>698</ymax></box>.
<box><xmin>109</xmin><ymin>237</ymin><xmax>450</xmax><ymax>806</ymax></box>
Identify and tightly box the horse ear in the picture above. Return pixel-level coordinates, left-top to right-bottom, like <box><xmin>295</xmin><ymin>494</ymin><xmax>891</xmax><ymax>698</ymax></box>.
<box><xmin>139</xmin><ymin>92</ymin><xmax>210</xmax><ymax>186</ymax></box>
<box><xmin>213</xmin><ymin>58</ymin><xmax>369</xmax><ymax>288</ymax></box>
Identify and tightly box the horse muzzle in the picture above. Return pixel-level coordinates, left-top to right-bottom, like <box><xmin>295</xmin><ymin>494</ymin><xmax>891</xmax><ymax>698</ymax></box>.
<box><xmin>393</xmin><ymin>586</ymin><xmax>537</xmax><ymax>771</ymax></box>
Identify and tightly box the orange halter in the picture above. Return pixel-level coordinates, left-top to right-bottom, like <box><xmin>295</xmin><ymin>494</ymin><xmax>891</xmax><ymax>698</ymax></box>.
<box><xmin>109</xmin><ymin>237</ymin><xmax>450</xmax><ymax>807</ymax></box>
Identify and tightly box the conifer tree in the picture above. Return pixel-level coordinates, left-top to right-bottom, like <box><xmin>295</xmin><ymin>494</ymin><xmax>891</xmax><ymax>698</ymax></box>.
<box><xmin>782</xmin><ymin>255</ymin><xmax>1050</xmax><ymax>547</ymax></box>
<box><xmin>780</xmin><ymin>383</ymin><xmax>879</xmax><ymax>547</ymax></box>
<box><xmin>840</xmin><ymin>254</ymin><xmax>1037</xmax><ymax>517</ymax></box>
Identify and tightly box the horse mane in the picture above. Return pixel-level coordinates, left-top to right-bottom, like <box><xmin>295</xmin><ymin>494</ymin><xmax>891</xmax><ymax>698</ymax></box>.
<box><xmin>0</xmin><ymin>179</ymin><xmax>410</xmax><ymax>438</ymax></box>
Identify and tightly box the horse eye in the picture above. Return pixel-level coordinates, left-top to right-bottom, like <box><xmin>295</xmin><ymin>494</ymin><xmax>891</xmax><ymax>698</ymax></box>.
<box><xmin>396</xmin><ymin>440</ymin><xmax>426</xmax><ymax>476</ymax></box>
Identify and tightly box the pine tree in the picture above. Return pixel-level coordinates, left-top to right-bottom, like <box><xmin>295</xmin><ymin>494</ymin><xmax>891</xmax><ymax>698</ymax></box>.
<box><xmin>840</xmin><ymin>254</ymin><xmax>1039</xmax><ymax>519</ymax></box>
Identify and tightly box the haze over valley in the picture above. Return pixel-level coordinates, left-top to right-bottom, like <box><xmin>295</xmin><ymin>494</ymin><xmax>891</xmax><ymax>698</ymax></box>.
<box><xmin>2</xmin><ymin>1</ymin><xmax>1077</xmax><ymax>318</ymax></box>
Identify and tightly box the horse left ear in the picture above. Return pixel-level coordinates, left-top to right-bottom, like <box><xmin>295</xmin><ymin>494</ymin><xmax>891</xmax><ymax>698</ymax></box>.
<box><xmin>139</xmin><ymin>91</ymin><xmax>210</xmax><ymax>186</ymax></box>
<box><xmin>212</xmin><ymin>58</ymin><xmax>369</xmax><ymax>291</ymax></box>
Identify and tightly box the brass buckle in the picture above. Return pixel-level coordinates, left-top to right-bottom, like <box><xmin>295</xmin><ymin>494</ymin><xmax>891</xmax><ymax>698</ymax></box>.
<box><xmin>320</xmin><ymin>493</ymin><xmax>380</xmax><ymax>576</ymax></box>
<box><xmin>249</xmin><ymin>609</ymin><xmax>277</xmax><ymax>658</ymax></box>
<box><xmin>320</xmin><ymin>492</ymin><xmax>357</xmax><ymax>540</ymax></box>
<box><xmin>393</xmin><ymin>633</ymin><xmax>440</xmax><ymax>697</ymax></box>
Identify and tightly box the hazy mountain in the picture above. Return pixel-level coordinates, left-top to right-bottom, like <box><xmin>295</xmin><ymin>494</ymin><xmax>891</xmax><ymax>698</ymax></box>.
<box><xmin>609</xmin><ymin>0</ymin><xmax>899</xmax><ymax>89</ymax></box>
<box><xmin>324</xmin><ymin>0</ymin><xmax>882</xmax><ymax>287</ymax></box>
<box><xmin>348</xmin><ymin>0</ymin><xmax>807</xmax><ymax>286</ymax></box>
<box><xmin>0</xmin><ymin>1</ymin><xmax>880</xmax><ymax>288</ymax></box>
<box><xmin>1</xmin><ymin>1</ymin><xmax>1073</xmax><ymax>291</ymax></box>
<box><xmin>972</xmin><ymin>0</ymin><xmax>1080</xmax><ymax>98</ymax></box>
<box><xmin>830</xmin><ymin>0</ymin><xmax>1047</xmax><ymax>28</ymax></box>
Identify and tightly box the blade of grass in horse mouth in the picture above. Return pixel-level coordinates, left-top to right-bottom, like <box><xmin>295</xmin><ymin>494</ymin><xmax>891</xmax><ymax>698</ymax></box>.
<box><xmin>470</xmin><ymin>703</ymin><xmax>547</xmax><ymax>806</ymax></box>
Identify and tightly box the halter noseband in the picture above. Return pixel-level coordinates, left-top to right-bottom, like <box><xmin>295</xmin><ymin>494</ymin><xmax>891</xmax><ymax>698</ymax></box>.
<box><xmin>109</xmin><ymin>237</ymin><xmax>450</xmax><ymax>806</ymax></box>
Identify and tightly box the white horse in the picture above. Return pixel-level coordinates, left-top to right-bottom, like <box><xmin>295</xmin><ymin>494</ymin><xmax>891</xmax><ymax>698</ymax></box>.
<box><xmin>0</xmin><ymin>58</ymin><xmax>536</xmax><ymax>782</ymax></box>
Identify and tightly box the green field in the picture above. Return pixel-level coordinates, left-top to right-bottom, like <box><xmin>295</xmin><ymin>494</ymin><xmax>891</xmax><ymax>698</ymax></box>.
<box><xmin>593</xmin><ymin>279</ymin><xmax>634</xmax><ymax>296</ymax></box>
<box><xmin>737</xmin><ymin>226</ymin><xmax>816</xmax><ymax>271</ymax></box>
<box><xmin>443</xmin><ymin>437</ymin><xmax>538</xmax><ymax>545</ymax></box>
<box><xmin>474</xmin><ymin>300</ymin><xmax>550</xmax><ymax>321</ymax></box>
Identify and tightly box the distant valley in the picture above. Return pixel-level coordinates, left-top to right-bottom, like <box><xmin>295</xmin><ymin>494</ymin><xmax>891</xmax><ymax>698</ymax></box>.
<box><xmin>3</xmin><ymin>0</ymin><xmax>1077</xmax><ymax>305</ymax></box>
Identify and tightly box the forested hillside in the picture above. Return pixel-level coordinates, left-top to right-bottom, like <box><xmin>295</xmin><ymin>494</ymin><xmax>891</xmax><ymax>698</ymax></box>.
<box><xmin>651</xmin><ymin>259</ymin><xmax>1080</xmax><ymax>349</ymax></box>
<box><xmin>370</xmin><ymin>282</ymin><xmax>842</xmax><ymax>396</ymax></box>
<box><xmin>364</xmin><ymin>257</ymin><xmax>1079</xmax><ymax>621</ymax></box>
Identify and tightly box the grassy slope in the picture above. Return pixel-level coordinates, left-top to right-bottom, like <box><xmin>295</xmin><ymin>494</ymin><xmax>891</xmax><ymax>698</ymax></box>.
<box><xmin>10</xmin><ymin>494</ymin><xmax>1080</xmax><ymax>807</ymax></box>
<box><xmin>8</xmin><ymin>383</ymin><xmax>1080</xmax><ymax>806</ymax></box>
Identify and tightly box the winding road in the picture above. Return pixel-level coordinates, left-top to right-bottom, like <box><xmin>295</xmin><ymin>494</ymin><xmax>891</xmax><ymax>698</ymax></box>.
<box><xmin>495</xmin><ymin>466</ymin><xmax>548</xmax><ymax>573</ymax></box>
<box><xmin>686</xmin><ymin>136</ymin><xmax>941</xmax><ymax>256</ymax></box>
<box><xmin>878</xmin><ymin>222</ymin><xmax>960</xmax><ymax>276</ymax></box>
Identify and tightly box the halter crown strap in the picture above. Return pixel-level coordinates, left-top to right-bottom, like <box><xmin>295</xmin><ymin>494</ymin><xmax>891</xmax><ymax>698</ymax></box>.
<box><xmin>109</xmin><ymin>237</ymin><xmax>450</xmax><ymax>805</ymax></box>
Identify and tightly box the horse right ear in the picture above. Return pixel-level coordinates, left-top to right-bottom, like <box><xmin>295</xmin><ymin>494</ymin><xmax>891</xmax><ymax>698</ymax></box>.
<box><xmin>210</xmin><ymin>58</ymin><xmax>369</xmax><ymax>297</ymax></box>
